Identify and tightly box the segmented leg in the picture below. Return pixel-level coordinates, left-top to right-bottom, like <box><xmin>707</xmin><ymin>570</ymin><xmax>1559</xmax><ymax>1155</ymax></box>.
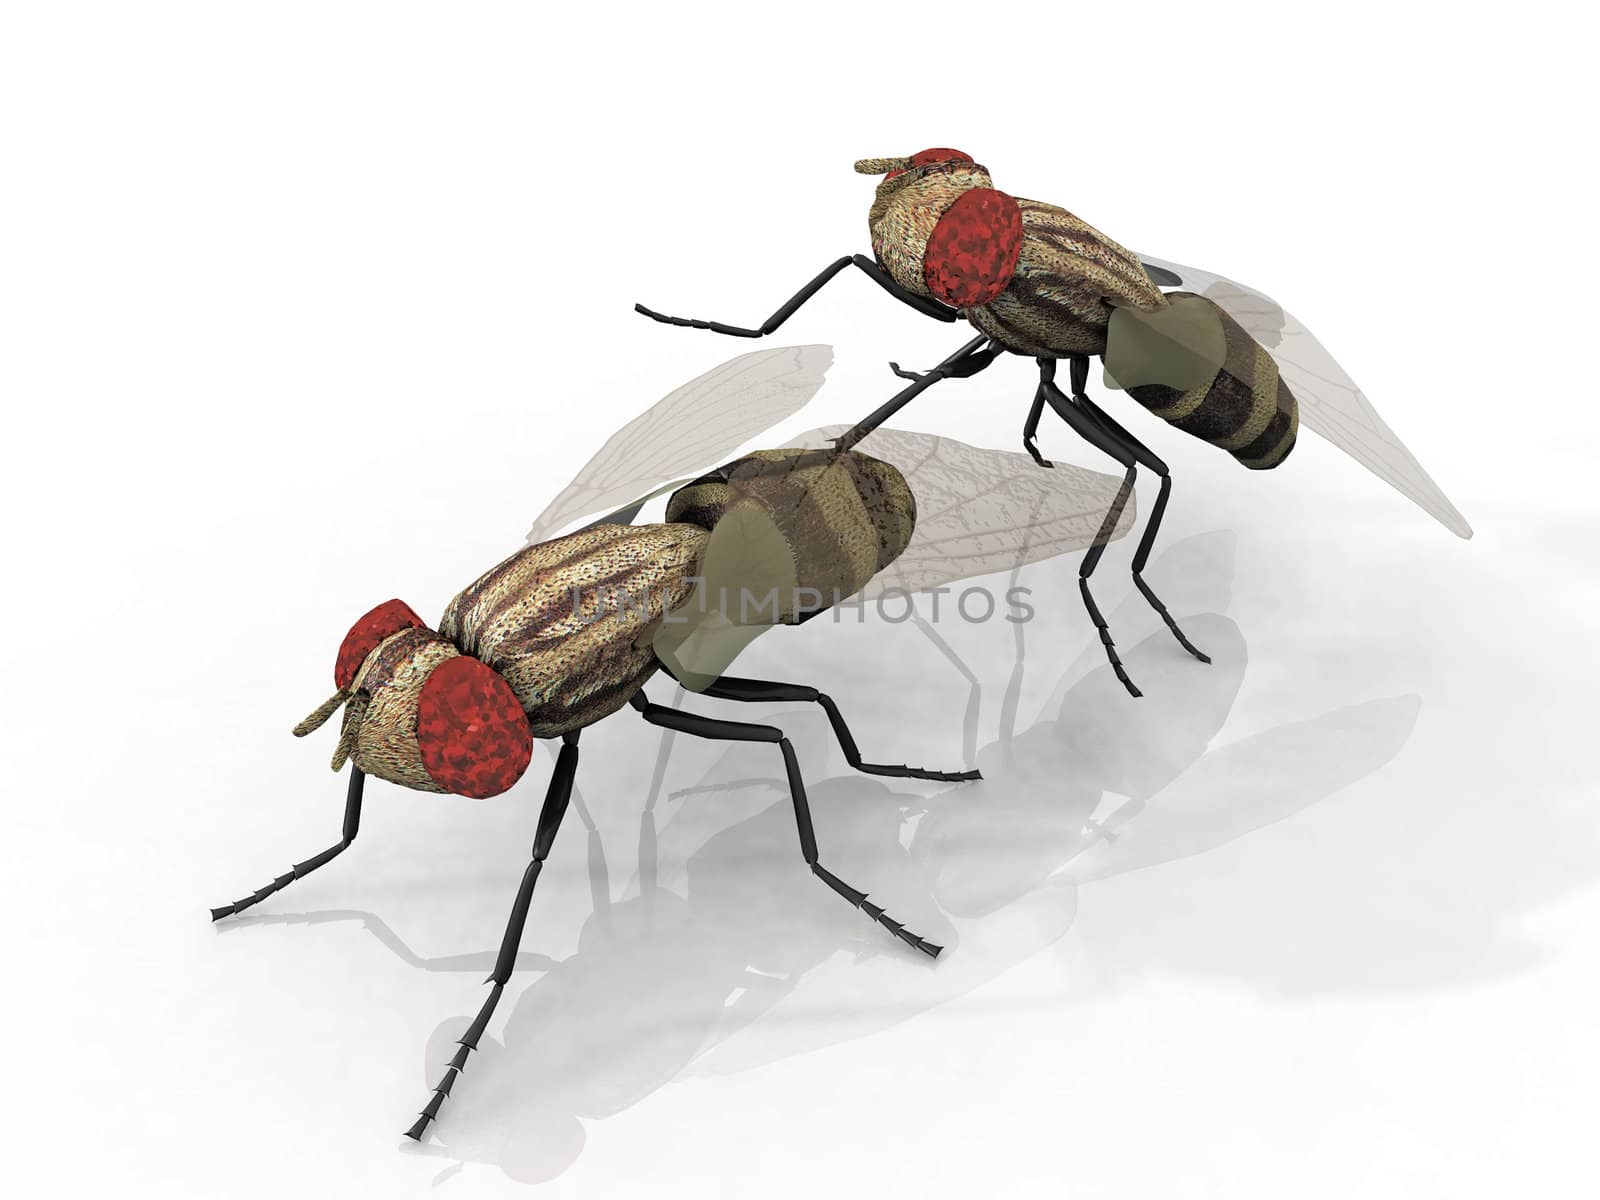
<box><xmin>694</xmin><ymin>674</ymin><xmax>979</xmax><ymax>782</ymax></box>
<box><xmin>209</xmin><ymin>768</ymin><xmax>365</xmax><ymax>920</ymax></box>
<box><xmin>888</xmin><ymin>342</ymin><xmax>1001</xmax><ymax>384</ymax></box>
<box><xmin>1076</xmin><ymin>471</ymin><xmax>1143</xmax><ymax>699</ymax></box>
<box><xmin>630</xmin><ymin>693</ymin><xmax>942</xmax><ymax>958</ymax></box>
<box><xmin>1126</xmin><ymin>472</ymin><xmax>1211</xmax><ymax>663</ymax></box>
<box><xmin>1062</xmin><ymin>362</ymin><xmax>1210</xmax><ymax>666</ymax></box>
<box><xmin>1023</xmin><ymin>383</ymin><xmax>1053</xmax><ymax>467</ymax></box>
<box><xmin>406</xmin><ymin>732</ymin><xmax>580</xmax><ymax>1142</ymax></box>
<box><xmin>1038</xmin><ymin>359</ymin><xmax>1143</xmax><ymax>697</ymax></box>
<box><xmin>834</xmin><ymin>334</ymin><xmax>995</xmax><ymax>452</ymax></box>
<box><xmin>1034</xmin><ymin>358</ymin><xmax>1210</xmax><ymax>694</ymax></box>
<box><xmin>634</xmin><ymin>253</ymin><xmax>957</xmax><ymax>339</ymax></box>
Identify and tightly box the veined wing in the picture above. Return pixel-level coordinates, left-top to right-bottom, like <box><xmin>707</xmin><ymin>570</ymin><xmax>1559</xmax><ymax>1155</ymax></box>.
<box><xmin>792</xmin><ymin>424</ymin><xmax>1134</xmax><ymax>597</ymax></box>
<box><xmin>1138</xmin><ymin>253</ymin><xmax>1472</xmax><ymax>539</ymax></box>
<box><xmin>653</xmin><ymin>426</ymin><xmax>1133</xmax><ymax>690</ymax></box>
<box><xmin>524</xmin><ymin>345</ymin><xmax>833</xmax><ymax>544</ymax></box>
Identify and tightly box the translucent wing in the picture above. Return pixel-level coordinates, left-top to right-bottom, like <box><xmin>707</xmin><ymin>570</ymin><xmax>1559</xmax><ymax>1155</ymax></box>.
<box><xmin>1137</xmin><ymin>253</ymin><xmax>1473</xmax><ymax>539</ymax></box>
<box><xmin>524</xmin><ymin>345</ymin><xmax>833</xmax><ymax>544</ymax></box>
<box><xmin>791</xmin><ymin>424</ymin><xmax>1134</xmax><ymax>597</ymax></box>
<box><xmin>653</xmin><ymin>426</ymin><xmax>1133</xmax><ymax>690</ymax></box>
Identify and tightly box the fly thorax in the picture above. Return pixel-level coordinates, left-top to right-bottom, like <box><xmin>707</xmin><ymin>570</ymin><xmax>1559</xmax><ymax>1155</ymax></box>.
<box><xmin>868</xmin><ymin>162</ymin><xmax>996</xmax><ymax>299</ymax></box>
<box><xmin>434</xmin><ymin>527</ymin><xmax>707</xmax><ymax>739</ymax></box>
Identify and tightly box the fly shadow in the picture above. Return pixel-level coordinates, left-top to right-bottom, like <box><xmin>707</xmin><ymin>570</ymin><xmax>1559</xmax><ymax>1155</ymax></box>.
<box><xmin>230</xmin><ymin>531</ymin><xmax>1423</xmax><ymax>1184</ymax></box>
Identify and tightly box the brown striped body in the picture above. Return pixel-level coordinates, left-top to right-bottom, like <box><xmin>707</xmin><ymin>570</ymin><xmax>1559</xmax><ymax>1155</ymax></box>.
<box><xmin>863</xmin><ymin>158</ymin><xmax>1297</xmax><ymax>469</ymax></box>
<box><xmin>665</xmin><ymin>446</ymin><xmax>916</xmax><ymax>621</ymax></box>
<box><xmin>438</xmin><ymin>447</ymin><xmax>913</xmax><ymax>737</ymax></box>
<box><xmin>304</xmin><ymin>446</ymin><xmax>920</xmax><ymax>795</ymax></box>
<box><xmin>1121</xmin><ymin>293</ymin><xmax>1298</xmax><ymax>469</ymax></box>
<box><xmin>964</xmin><ymin>196</ymin><xmax>1166</xmax><ymax>357</ymax></box>
<box><xmin>441</xmin><ymin>522</ymin><xmax>706</xmax><ymax>737</ymax></box>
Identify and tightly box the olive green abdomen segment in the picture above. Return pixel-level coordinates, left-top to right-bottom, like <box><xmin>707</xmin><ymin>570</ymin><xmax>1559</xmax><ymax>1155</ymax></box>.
<box><xmin>666</xmin><ymin>447</ymin><xmax>916</xmax><ymax>620</ymax></box>
<box><xmin>965</xmin><ymin>197</ymin><xmax>1170</xmax><ymax>358</ymax></box>
<box><xmin>441</xmin><ymin>523</ymin><xmax>709</xmax><ymax>737</ymax></box>
<box><xmin>1123</xmin><ymin>292</ymin><xmax>1299</xmax><ymax>470</ymax></box>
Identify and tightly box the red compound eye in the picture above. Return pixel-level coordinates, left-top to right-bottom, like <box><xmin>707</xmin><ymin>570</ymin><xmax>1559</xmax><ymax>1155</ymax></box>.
<box><xmin>335</xmin><ymin>599</ymin><xmax>426</xmax><ymax>690</ymax></box>
<box><xmin>911</xmin><ymin>147</ymin><xmax>972</xmax><ymax>167</ymax></box>
<box><xmin>886</xmin><ymin>147</ymin><xmax>973</xmax><ymax>181</ymax></box>
<box><xmin>922</xmin><ymin>187</ymin><xmax>1023</xmax><ymax>309</ymax></box>
<box><xmin>416</xmin><ymin>657</ymin><xmax>532</xmax><ymax>799</ymax></box>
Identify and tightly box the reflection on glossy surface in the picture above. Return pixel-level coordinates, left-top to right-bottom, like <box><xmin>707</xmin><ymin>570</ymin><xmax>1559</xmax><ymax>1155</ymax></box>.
<box><xmin>237</xmin><ymin>532</ymin><xmax>1425</xmax><ymax>1185</ymax></box>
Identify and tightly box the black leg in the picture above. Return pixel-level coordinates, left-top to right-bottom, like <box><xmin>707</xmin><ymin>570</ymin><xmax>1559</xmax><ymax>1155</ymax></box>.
<box><xmin>888</xmin><ymin>342</ymin><xmax>1001</xmax><ymax>384</ymax></box>
<box><xmin>1068</xmin><ymin>388</ymin><xmax>1211</xmax><ymax>666</ymax></box>
<box><xmin>1038</xmin><ymin>360</ymin><xmax>1144</xmax><ymax>698</ymax></box>
<box><xmin>634</xmin><ymin>253</ymin><xmax>957</xmax><ymax>339</ymax></box>
<box><xmin>1034</xmin><ymin>357</ymin><xmax>1210</xmax><ymax>693</ymax></box>
<box><xmin>1023</xmin><ymin>383</ymin><xmax>1053</xmax><ymax>467</ymax></box>
<box><xmin>210</xmin><ymin>768</ymin><xmax>366</xmax><ymax>921</ymax></box>
<box><xmin>629</xmin><ymin>692</ymin><xmax>942</xmax><ymax>958</ymax></box>
<box><xmin>834</xmin><ymin>333</ymin><xmax>995</xmax><ymax>452</ymax></box>
<box><xmin>694</xmin><ymin>674</ymin><xmax>980</xmax><ymax>782</ymax></box>
<box><xmin>406</xmin><ymin>732</ymin><xmax>580</xmax><ymax>1142</ymax></box>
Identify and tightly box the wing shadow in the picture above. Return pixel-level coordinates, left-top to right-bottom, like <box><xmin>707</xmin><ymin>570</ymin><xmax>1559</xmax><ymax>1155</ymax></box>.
<box><xmin>238</xmin><ymin>532</ymin><xmax>1430</xmax><ymax>1184</ymax></box>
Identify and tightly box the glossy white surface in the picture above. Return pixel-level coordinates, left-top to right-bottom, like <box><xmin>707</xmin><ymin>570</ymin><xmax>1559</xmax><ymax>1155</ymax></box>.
<box><xmin>4</xmin><ymin>4</ymin><xmax>1595</xmax><ymax>1196</ymax></box>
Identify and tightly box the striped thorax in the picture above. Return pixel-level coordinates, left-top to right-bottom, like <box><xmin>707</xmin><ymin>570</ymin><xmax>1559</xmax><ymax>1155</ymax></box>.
<box><xmin>441</xmin><ymin>523</ymin><xmax>706</xmax><ymax>737</ymax></box>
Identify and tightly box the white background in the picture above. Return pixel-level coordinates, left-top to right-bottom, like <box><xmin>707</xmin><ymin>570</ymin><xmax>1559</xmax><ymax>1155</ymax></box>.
<box><xmin>4</xmin><ymin>3</ymin><xmax>1597</xmax><ymax>1197</ymax></box>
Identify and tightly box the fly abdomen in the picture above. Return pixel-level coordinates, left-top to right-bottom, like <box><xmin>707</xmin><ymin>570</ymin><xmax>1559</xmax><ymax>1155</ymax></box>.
<box><xmin>1120</xmin><ymin>292</ymin><xmax>1299</xmax><ymax>470</ymax></box>
<box><xmin>665</xmin><ymin>447</ymin><xmax>916</xmax><ymax>621</ymax></box>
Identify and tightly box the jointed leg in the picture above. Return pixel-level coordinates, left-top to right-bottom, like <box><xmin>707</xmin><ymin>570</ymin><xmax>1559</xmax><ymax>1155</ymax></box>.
<box><xmin>210</xmin><ymin>768</ymin><xmax>366</xmax><ymax>921</ymax></box>
<box><xmin>694</xmin><ymin>674</ymin><xmax>980</xmax><ymax>782</ymax></box>
<box><xmin>406</xmin><ymin>732</ymin><xmax>581</xmax><ymax>1141</ymax></box>
<box><xmin>1067</xmin><ymin>388</ymin><xmax>1210</xmax><ymax>665</ymax></box>
<box><xmin>1023</xmin><ymin>383</ymin><xmax>1053</xmax><ymax>467</ymax></box>
<box><xmin>1038</xmin><ymin>359</ymin><xmax>1144</xmax><ymax>697</ymax></box>
<box><xmin>1034</xmin><ymin>358</ymin><xmax>1208</xmax><ymax>692</ymax></box>
<box><xmin>635</xmin><ymin>253</ymin><xmax>957</xmax><ymax>339</ymax></box>
<box><xmin>887</xmin><ymin>342</ymin><xmax>1002</xmax><ymax>385</ymax></box>
<box><xmin>834</xmin><ymin>333</ymin><xmax>996</xmax><ymax>452</ymax></box>
<box><xmin>630</xmin><ymin>693</ymin><xmax>942</xmax><ymax>958</ymax></box>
